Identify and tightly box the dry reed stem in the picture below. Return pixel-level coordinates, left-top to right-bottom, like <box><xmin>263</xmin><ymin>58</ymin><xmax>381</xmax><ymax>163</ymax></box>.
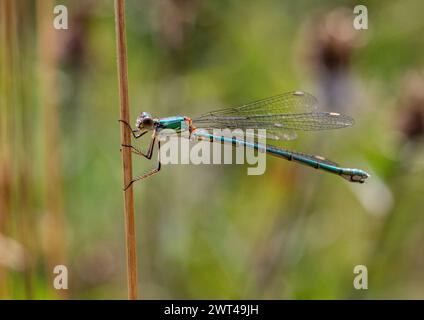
<box><xmin>8</xmin><ymin>0</ymin><xmax>34</xmax><ymax>299</ymax></box>
<box><xmin>114</xmin><ymin>0</ymin><xmax>138</xmax><ymax>300</ymax></box>
<box><xmin>0</xmin><ymin>0</ymin><xmax>13</xmax><ymax>240</ymax></box>
<box><xmin>0</xmin><ymin>0</ymin><xmax>13</xmax><ymax>298</ymax></box>
<box><xmin>0</xmin><ymin>0</ymin><xmax>34</xmax><ymax>298</ymax></box>
<box><xmin>36</xmin><ymin>0</ymin><xmax>67</xmax><ymax>299</ymax></box>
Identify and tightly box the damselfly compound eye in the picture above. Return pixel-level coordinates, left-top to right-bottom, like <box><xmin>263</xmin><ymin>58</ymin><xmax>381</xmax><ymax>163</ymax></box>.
<box><xmin>136</xmin><ymin>112</ymin><xmax>154</xmax><ymax>129</ymax></box>
<box><xmin>142</xmin><ymin>117</ymin><xmax>154</xmax><ymax>128</ymax></box>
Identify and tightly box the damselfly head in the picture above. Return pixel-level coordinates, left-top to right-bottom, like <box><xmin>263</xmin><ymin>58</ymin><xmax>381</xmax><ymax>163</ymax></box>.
<box><xmin>135</xmin><ymin>112</ymin><xmax>155</xmax><ymax>130</ymax></box>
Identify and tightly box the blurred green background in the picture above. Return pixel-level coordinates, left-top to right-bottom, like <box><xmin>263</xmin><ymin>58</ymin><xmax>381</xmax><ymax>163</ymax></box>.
<box><xmin>1</xmin><ymin>0</ymin><xmax>424</xmax><ymax>299</ymax></box>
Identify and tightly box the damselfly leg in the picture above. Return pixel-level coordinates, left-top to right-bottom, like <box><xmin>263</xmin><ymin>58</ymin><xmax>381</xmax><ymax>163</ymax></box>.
<box><xmin>119</xmin><ymin>120</ymin><xmax>162</xmax><ymax>189</ymax></box>
<box><xmin>121</xmin><ymin>135</ymin><xmax>157</xmax><ymax>159</ymax></box>
<box><xmin>119</xmin><ymin>119</ymin><xmax>148</xmax><ymax>139</ymax></box>
<box><xmin>123</xmin><ymin>141</ymin><xmax>161</xmax><ymax>191</ymax></box>
<box><xmin>120</xmin><ymin>119</ymin><xmax>156</xmax><ymax>158</ymax></box>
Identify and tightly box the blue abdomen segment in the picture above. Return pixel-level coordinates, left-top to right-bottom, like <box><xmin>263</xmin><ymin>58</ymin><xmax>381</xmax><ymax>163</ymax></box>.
<box><xmin>193</xmin><ymin>131</ymin><xmax>369</xmax><ymax>183</ymax></box>
<box><xmin>265</xmin><ymin>146</ymin><xmax>369</xmax><ymax>183</ymax></box>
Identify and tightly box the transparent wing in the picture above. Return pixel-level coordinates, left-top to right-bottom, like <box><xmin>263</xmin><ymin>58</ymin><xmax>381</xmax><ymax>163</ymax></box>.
<box><xmin>193</xmin><ymin>91</ymin><xmax>353</xmax><ymax>141</ymax></box>
<box><xmin>197</xmin><ymin>91</ymin><xmax>318</xmax><ymax>117</ymax></box>
<box><xmin>194</xmin><ymin>112</ymin><xmax>354</xmax><ymax>131</ymax></box>
<box><xmin>194</xmin><ymin>125</ymin><xmax>299</xmax><ymax>141</ymax></box>
<box><xmin>193</xmin><ymin>127</ymin><xmax>298</xmax><ymax>141</ymax></box>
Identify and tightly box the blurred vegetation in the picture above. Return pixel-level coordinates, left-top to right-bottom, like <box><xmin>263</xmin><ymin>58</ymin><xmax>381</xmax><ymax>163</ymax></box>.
<box><xmin>1</xmin><ymin>0</ymin><xmax>424</xmax><ymax>299</ymax></box>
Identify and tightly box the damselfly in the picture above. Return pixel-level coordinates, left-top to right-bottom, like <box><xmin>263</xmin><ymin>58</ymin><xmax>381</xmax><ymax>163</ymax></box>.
<box><xmin>120</xmin><ymin>91</ymin><xmax>369</xmax><ymax>190</ymax></box>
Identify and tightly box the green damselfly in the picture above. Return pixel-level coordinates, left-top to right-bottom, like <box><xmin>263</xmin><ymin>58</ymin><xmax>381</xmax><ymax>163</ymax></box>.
<box><xmin>120</xmin><ymin>91</ymin><xmax>369</xmax><ymax>190</ymax></box>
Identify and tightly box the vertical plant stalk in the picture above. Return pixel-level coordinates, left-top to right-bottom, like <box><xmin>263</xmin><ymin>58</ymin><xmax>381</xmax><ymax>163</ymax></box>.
<box><xmin>5</xmin><ymin>0</ymin><xmax>35</xmax><ymax>299</ymax></box>
<box><xmin>0</xmin><ymin>0</ymin><xmax>13</xmax><ymax>298</ymax></box>
<box><xmin>36</xmin><ymin>0</ymin><xmax>67</xmax><ymax>298</ymax></box>
<box><xmin>114</xmin><ymin>0</ymin><xmax>138</xmax><ymax>300</ymax></box>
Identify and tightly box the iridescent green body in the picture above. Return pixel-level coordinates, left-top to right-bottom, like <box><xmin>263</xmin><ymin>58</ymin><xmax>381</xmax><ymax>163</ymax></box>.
<box><xmin>157</xmin><ymin>116</ymin><xmax>187</xmax><ymax>132</ymax></box>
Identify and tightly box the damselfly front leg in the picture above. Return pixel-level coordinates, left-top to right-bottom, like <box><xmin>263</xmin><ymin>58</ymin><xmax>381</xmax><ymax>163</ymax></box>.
<box><xmin>119</xmin><ymin>119</ymin><xmax>148</xmax><ymax>139</ymax></box>
<box><xmin>124</xmin><ymin>141</ymin><xmax>161</xmax><ymax>191</ymax></box>
<box><xmin>119</xmin><ymin>119</ymin><xmax>156</xmax><ymax>158</ymax></box>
